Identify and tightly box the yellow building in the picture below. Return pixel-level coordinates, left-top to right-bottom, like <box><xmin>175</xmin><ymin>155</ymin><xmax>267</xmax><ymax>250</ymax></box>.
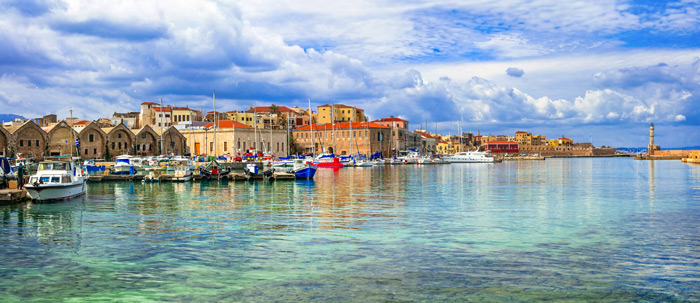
<box><xmin>171</xmin><ymin>107</ymin><xmax>199</xmax><ymax>125</ymax></box>
<box><xmin>226</xmin><ymin>111</ymin><xmax>255</xmax><ymax>128</ymax></box>
<box><xmin>317</xmin><ymin>104</ymin><xmax>364</xmax><ymax>124</ymax></box>
<box><xmin>515</xmin><ymin>131</ymin><xmax>532</xmax><ymax>145</ymax></box>
<box><xmin>547</xmin><ymin>137</ymin><xmax>573</xmax><ymax>146</ymax></box>
<box><xmin>180</xmin><ymin>120</ymin><xmax>288</xmax><ymax>156</ymax></box>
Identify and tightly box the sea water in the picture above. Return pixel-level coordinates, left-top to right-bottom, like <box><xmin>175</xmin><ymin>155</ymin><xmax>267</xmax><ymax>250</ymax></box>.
<box><xmin>1</xmin><ymin>158</ymin><xmax>698</xmax><ymax>302</ymax></box>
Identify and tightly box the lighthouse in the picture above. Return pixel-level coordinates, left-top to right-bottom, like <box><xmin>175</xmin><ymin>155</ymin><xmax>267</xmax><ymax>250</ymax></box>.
<box><xmin>648</xmin><ymin>122</ymin><xmax>656</xmax><ymax>156</ymax></box>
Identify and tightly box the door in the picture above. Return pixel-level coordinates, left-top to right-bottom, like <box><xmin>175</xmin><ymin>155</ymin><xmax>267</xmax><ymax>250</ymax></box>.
<box><xmin>194</xmin><ymin>143</ymin><xmax>200</xmax><ymax>155</ymax></box>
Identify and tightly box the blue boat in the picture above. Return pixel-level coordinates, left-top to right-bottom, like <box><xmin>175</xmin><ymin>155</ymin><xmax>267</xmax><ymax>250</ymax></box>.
<box><xmin>293</xmin><ymin>159</ymin><xmax>316</xmax><ymax>179</ymax></box>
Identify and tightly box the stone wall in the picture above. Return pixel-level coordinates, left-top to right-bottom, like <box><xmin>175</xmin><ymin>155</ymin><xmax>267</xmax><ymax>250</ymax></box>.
<box><xmin>0</xmin><ymin>128</ymin><xmax>9</xmax><ymax>157</ymax></box>
<box><xmin>106</xmin><ymin>128</ymin><xmax>134</xmax><ymax>158</ymax></box>
<box><xmin>12</xmin><ymin>124</ymin><xmax>48</xmax><ymax>160</ymax></box>
<box><xmin>162</xmin><ymin>128</ymin><xmax>186</xmax><ymax>155</ymax></box>
<box><xmin>78</xmin><ymin>124</ymin><xmax>106</xmax><ymax>159</ymax></box>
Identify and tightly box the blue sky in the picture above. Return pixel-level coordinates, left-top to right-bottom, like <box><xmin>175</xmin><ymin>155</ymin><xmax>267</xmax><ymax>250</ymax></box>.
<box><xmin>1</xmin><ymin>0</ymin><xmax>699</xmax><ymax>147</ymax></box>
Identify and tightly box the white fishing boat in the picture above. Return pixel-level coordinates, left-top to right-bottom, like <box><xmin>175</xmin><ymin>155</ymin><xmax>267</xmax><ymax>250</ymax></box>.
<box><xmin>25</xmin><ymin>160</ymin><xmax>86</xmax><ymax>201</ymax></box>
<box><xmin>170</xmin><ymin>166</ymin><xmax>192</xmax><ymax>182</ymax></box>
<box><xmin>443</xmin><ymin>151</ymin><xmax>497</xmax><ymax>163</ymax></box>
<box><xmin>114</xmin><ymin>155</ymin><xmax>135</xmax><ymax>174</ymax></box>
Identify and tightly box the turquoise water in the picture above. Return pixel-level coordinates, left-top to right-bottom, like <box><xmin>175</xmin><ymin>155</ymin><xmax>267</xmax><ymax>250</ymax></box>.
<box><xmin>1</xmin><ymin>158</ymin><xmax>699</xmax><ymax>302</ymax></box>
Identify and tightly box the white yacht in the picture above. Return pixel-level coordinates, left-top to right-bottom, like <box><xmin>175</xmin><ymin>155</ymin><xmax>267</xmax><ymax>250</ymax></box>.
<box><xmin>114</xmin><ymin>155</ymin><xmax>136</xmax><ymax>175</ymax></box>
<box><xmin>25</xmin><ymin>161</ymin><xmax>86</xmax><ymax>201</ymax></box>
<box><xmin>443</xmin><ymin>151</ymin><xmax>497</xmax><ymax>163</ymax></box>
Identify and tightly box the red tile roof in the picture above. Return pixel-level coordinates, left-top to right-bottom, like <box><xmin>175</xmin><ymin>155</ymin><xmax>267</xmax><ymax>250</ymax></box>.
<box><xmin>141</xmin><ymin>102</ymin><xmax>158</xmax><ymax>105</ymax></box>
<box><xmin>295</xmin><ymin>122</ymin><xmax>389</xmax><ymax>131</ymax></box>
<box><xmin>245</xmin><ymin>106</ymin><xmax>293</xmax><ymax>113</ymax></box>
<box><xmin>153</xmin><ymin>107</ymin><xmax>171</xmax><ymax>112</ymax></box>
<box><xmin>515</xmin><ymin>131</ymin><xmax>528</xmax><ymax>134</ymax></box>
<box><xmin>559</xmin><ymin>137</ymin><xmax>572</xmax><ymax>141</ymax></box>
<box><xmin>204</xmin><ymin>120</ymin><xmax>254</xmax><ymax>129</ymax></box>
<box><xmin>172</xmin><ymin>107</ymin><xmax>194</xmax><ymax>111</ymax></box>
<box><xmin>373</xmin><ymin>117</ymin><xmax>408</xmax><ymax>123</ymax></box>
<box><xmin>319</xmin><ymin>104</ymin><xmax>364</xmax><ymax>111</ymax></box>
<box><xmin>74</xmin><ymin>120</ymin><xmax>90</xmax><ymax>125</ymax></box>
<box><xmin>485</xmin><ymin>141</ymin><xmax>518</xmax><ymax>144</ymax></box>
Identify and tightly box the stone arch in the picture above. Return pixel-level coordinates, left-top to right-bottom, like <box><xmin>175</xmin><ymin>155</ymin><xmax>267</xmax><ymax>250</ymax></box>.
<box><xmin>10</xmin><ymin>120</ymin><xmax>49</xmax><ymax>160</ymax></box>
<box><xmin>78</xmin><ymin>122</ymin><xmax>107</xmax><ymax>159</ymax></box>
<box><xmin>47</xmin><ymin>120</ymin><xmax>79</xmax><ymax>156</ymax></box>
<box><xmin>0</xmin><ymin>126</ymin><xmax>10</xmax><ymax>157</ymax></box>
<box><xmin>160</xmin><ymin>126</ymin><xmax>186</xmax><ymax>155</ymax></box>
<box><xmin>102</xmin><ymin>123</ymin><xmax>135</xmax><ymax>159</ymax></box>
<box><xmin>133</xmin><ymin>125</ymin><xmax>158</xmax><ymax>156</ymax></box>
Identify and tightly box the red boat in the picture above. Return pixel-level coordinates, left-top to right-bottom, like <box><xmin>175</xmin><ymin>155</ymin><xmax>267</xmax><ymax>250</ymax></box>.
<box><xmin>312</xmin><ymin>157</ymin><xmax>344</xmax><ymax>168</ymax></box>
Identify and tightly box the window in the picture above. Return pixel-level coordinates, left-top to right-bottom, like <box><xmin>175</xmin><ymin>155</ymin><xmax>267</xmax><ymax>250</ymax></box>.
<box><xmin>28</xmin><ymin>140</ymin><xmax>31</xmax><ymax>147</ymax></box>
<box><xmin>118</xmin><ymin>142</ymin><xmax>122</xmax><ymax>149</ymax></box>
<box><xmin>210</xmin><ymin>142</ymin><xmax>213</xmax><ymax>152</ymax></box>
<box><xmin>224</xmin><ymin>142</ymin><xmax>227</xmax><ymax>151</ymax></box>
<box><xmin>85</xmin><ymin>148</ymin><xmax>88</xmax><ymax>155</ymax></box>
<box><xmin>118</xmin><ymin>133</ymin><xmax>122</xmax><ymax>139</ymax></box>
<box><xmin>142</xmin><ymin>134</ymin><xmax>146</xmax><ymax>139</ymax></box>
<box><xmin>19</xmin><ymin>140</ymin><xmax>23</xmax><ymax>147</ymax></box>
<box><xmin>112</xmin><ymin>142</ymin><xmax>115</xmax><ymax>149</ymax></box>
<box><xmin>36</xmin><ymin>140</ymin><xmax>39</xmax><ymax>146</ymax></box>
<box><xmin>89</xmin><ymin>134</ymin><xmax>94</xmax><ymax>142</ymax></box>
<box><xmin>94</xmin><ymin>148</ymin><xmax>97</xmax><ymax>155</ymax></box>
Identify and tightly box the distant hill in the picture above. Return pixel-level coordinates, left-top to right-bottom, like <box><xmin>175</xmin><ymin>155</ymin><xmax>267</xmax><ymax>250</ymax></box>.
<box><xmin>0</xmin><ymin>114</ymin><xmax>25</xmax><ymax>122</ymax></box>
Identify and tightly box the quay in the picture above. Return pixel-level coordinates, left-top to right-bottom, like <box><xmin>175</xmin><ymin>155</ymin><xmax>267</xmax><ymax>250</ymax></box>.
<box><xmin>0</xmin><ymin>189</ymin><xmax>29</xmax><ymax>204</ymax></box>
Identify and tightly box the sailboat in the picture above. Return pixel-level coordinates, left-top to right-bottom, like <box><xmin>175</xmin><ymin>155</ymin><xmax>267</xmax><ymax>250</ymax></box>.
<box><xmin>353</xmin><ymin>122</ymin><xmax>372</xmax><ymax>167</ymax></box>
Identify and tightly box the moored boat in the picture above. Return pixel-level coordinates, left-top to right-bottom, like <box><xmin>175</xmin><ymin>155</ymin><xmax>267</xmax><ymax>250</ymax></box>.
<box><xmin>25</xmin><ymin>160</ymin><xmax>86</xmax><ymax>201</ymax></box>
<box><xmin>443</xmin><ymin>151</ymin><xmax>497</xmax><ymax>163</ymax></box>
<box><xmin>292</xmin><ymin>159</ymin><xmax>317</xmax><ymax>179</ymax></box>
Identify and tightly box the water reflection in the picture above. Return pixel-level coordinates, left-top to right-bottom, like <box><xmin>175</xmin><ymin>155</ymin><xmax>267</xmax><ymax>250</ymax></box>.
<box><xmin>0</xmin><ymin>159</ymin><xmax>698</xmax><ymax>301</ymax></box>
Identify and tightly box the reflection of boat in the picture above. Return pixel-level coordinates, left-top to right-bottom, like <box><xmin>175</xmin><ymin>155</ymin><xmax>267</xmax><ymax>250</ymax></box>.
<box><xmin>114</xmin><ymin>155</ymin><xmax>135</xmax><ymax>175</ymax></box>
<box><xmin>293</xmin><ymin>159</ymin><xmax>316</xmax><ymax>179</ymax></box>
<box><xmin>443</xmin><ymin>151</ymin><xmax>497</xmax><ymax>163</ymax></box>
<box><xmin>25</xmin><ymin>161</ymin><xmax>86</xmax><ymax>201</ymax></box>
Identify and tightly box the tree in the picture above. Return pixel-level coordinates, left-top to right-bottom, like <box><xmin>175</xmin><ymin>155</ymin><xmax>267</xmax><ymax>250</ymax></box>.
<box><xmin>289</xmin><ymin>134</ymin><xmax>298</xmax><ymax>154</ymax></box>
<box><xmin>269</xmin><ymin>104</ymin><xmax>280</xmax><ymax>116</ymax></box>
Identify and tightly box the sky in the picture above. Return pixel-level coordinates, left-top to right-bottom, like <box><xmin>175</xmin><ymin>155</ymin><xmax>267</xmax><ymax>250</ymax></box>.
<box><xmin>1</xmin><ymin>0</ymin><xmax>699</xmax><ymax>147</ymax></box>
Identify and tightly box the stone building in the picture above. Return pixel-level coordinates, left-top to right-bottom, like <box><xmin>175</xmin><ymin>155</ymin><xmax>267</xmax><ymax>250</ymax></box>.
<box><xmin>158</xmin><ymin>127</ymin><xmax>187</xmax><ymax>155</ymax></box>
<box><xmin>0</xmin><ymin>126</ymin><xmax>10</xmax><ymax>157</ymax></box>
<box><xmin>7</xmin><ymin>120</ymin><xmax>49</xmax><ymax>159</ymax></box>
<box><xmin>46</xmin><ymin>121</ymin><xmax>78</xmax><ymax>156</ymax></box>
<box><xmin>102</xmin><ymin>123</ymin><xmax>135</xmax><ymax>159</ymax></box>
<box><xmin>77</xmin><ymin>122</ymin><xmax>107</xmax><ymax>159</ymax></box>
<box><xmin>372</xmin><ymin>117</ymin><xmax>409</xmax><ymax>157</ymax></box>
<box><xmin>317</xmin><ymin>104</ymin><xmax>364</xmax><ymax>124</ymax></box>
<box><xmin>132</xmin><ymin>125</ymin><xmax>159</xmax><ymax>156</ymax></box>
<box><xmin>293</xmin><ymin>122</ymin><xmax>391</xmax><ymax>156</ymax></box>
<box><xmin>180</xmin><ymin>121</ymin><xmax>286</xmax><ymax>156</ymax></box>
<box><xmin>111</xmin><ymin>112</ymin><xmax>140</xmax><ymax>129</ymax></box>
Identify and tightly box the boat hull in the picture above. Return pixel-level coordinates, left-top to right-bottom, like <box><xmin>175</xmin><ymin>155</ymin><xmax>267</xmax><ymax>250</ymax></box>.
<box><xmin>25</xmin><ymin>182</ymin><xmax>86</xmax><ymax>201</ymax></box>
<box><xmin>294</xmin><ymin>167</ymin><xmax>317</xmax><ymax>179</ymax></box>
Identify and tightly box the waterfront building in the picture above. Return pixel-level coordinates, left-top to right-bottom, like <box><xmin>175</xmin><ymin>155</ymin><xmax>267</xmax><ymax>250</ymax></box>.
<box><xmin>138</xmin><ymin>102</ymin><xmax>159</xmax><ymax>128</ymax></box>
<box><xmin>317</xmin><ymin>104</ymin><xmax>364</xmax><ymax>124</ymax></box>
<box><xmin>293</xmin><ymin>122</ymin><xmax>391</xmax><ymax>156</ymax></box>
<box><xmin>5</xmin><ymin>120</ymin><xmax>48</xmax><ymax>160</ymax></box>
<box><xmin>77</xmin><ymin>122</ymin><xmax>107</xmax><ymax>159</ymax></box>
<box><xmin>180</xmin><ymin>120</ymin><xmax>287</xmax><ymax>156</ymax></box>
<box><xmin>45</xmin><ymin>121</ymin><xmax>78</xmax><ymax>156</ymax></box>
<box><xmin>101</xmin><ymin>123</ymin><xmax>135</xmax><ymax>157</ymax></box>
<box><xmin>132</xmin><ymin>125</ymin><xmax>159</xmax><ymax>156</ymax></box>
<box><xmin>156</xmin><ymin>126</ymin><xmax>188</xmax><ymax>155</ymax></box>
<box><xmin>111</xmin><ymin>112</ymin><xmax>140</xmax><ymax>129</ymax></box>
<box><xmin>484</xmin><ymin>141</ymin><xmax>519</xmax><ymax>154</ymax></box>
<box><xmin>372</xmin><ymin>117</ymin><xmax>409</xmax><ymax>157</ymax></box>
<box><xmin>171</xmin><ymin>107</ymin><xmax>199</xmax><ymax>125</ymax></box>
<box><xmin>0</xmin><ymin>126</ymin><xmax>9</xmax><ymax>157</ymax></box>
<box><xmin>414</xmin><ymin>130</ymin><xmax>438</xmax><ymax>155</ymax></box>
<box><xmin>33</xmin><ymin>114</ymin><xmax>57</xmax><ymax>127</ymax></box>
<box><xmin>204</xmin><ymin>111</ymin><xmax>228</xmax><ymax>122</ymax></box>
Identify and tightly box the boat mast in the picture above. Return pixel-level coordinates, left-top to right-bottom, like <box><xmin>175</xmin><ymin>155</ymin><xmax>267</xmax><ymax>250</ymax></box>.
<box><xmin>69</xmin><ymin>109</ymin><xmax>74</xmax><ymax>159</ymax></box>
<box><xmin>160</xmin><ymin>98</ymin><xmax>164</xmax><ymax>155</ymax></box>
<box><xmin>213</xmin><ymin>90</ymin><xmax>217</xmax><ymax>157</ymax></box>
<box><xmin>308</xmin><ymin>98</ymin><xmax>314</xmax><ymax>156</ymax></box>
